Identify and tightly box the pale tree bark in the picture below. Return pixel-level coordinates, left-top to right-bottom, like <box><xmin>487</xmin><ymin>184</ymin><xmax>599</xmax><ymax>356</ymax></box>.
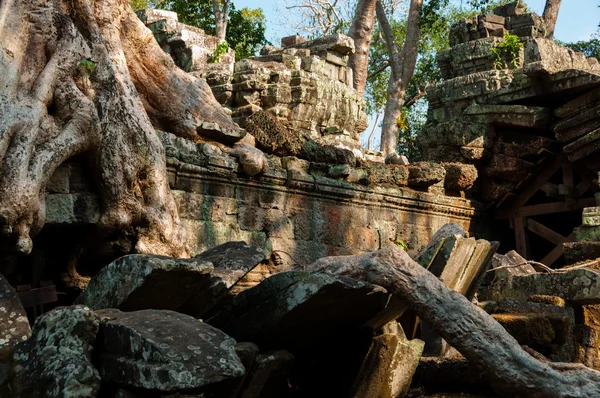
<box><xmin>542</xmin><ymin>0</ymin><xmax>562</xmax><ymax>39</ymax></box>
<box><xmin>0</xmin><ymin>0</ymin><xmax>242</xmax><ymax>257</ymax></box>
<box><xmin>212</xmin><ymin>0</ymin><xmax>231</xmax><ymax>42</ymax></box>
<box><xmin>348</xmin><ymin>0</ymin><xmax>378</xmax><ymax>97</ymax></box>
<box><xmin>367</xmin><ymin>113</ymin><xmax>381</xmax><ymax>151</ymax></box>
<box><xmin>305</xmin><ymin>246</ymin><xmax>600</xmax><ymax>398</ymax></box>
<box><xmin>376</xmin><ymin>0</ymin><xmax>422</xmax><ymax>158</ymax></box>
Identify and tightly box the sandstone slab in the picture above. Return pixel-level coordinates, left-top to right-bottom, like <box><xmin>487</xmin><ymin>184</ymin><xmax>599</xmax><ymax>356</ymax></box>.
<box><xmin>76</xmin><ymin>254</ymin><xmax>214</xmax><ymax>311</ymax></box>
<box><xmin>208</xmin><ymin>271</ymin><xmax>400</xmax><ymax>350</ymax></box>
<box><xmin>483</xmin><ymin>269</ymin><xmax>600</xmax><ymax>305</ymax></box>
<box><xmin>12</xmin><ymin>306</ymin><xmax>101</xmax><ymax>398</ymax></box>
<box><xmin>0</xmin><ymin>273</ymin><xmax>30</xmax><ymax>363</ymax></box>
<box><xmin>95</xmin><ymin>309</ymin><xmax>244</xmax><ymax>391</ymax></box>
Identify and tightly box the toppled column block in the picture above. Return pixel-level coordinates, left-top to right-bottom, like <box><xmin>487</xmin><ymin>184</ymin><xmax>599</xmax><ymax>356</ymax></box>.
<box><xmin>351</xmin><ymin>322</ymin><xmax>424</xmax><ymax>398</ymax></box>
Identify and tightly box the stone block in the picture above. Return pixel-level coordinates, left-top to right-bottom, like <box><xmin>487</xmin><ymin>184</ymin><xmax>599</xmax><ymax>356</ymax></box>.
<box><xmin>75</xmin><ymin>254</ymin><xmax>214</xmax><ymax>312</ymax></box>
<box><xmin>351</xmin><ymin>322</ymin><xmax>424</xmax><ymax>398</ymax></box>
<box><xmin>47</xmin><ymin>165</ymin><xmax>70</xmax><ymax>193</ymax></box>
<box><xmin>95</xmin><ymin>309</ymin><xmax>244</xmax><ymax>391</ymax></box>
<box><xmin>482</xmin><ymin>268</ymin><xmax>600</xmax><ymax>305</ymax></box>
<box><xmin>0</xmin><ymin>273</ymin><xmax>30</xmax><ymax>364</ymax></box>
<box><xmin>12</xmin><ymin>306</ymin><xmax>101</xmax><ymax>398</ymax></box>
<box><xmin>207</xmin><ymin>271</ymin><xmax>398</xmax><ymax>350</ymax></box>
<box><xmin>281</xmin><ymin>35</ymin><xmax>307</xmax><ymax>48</ymax></box>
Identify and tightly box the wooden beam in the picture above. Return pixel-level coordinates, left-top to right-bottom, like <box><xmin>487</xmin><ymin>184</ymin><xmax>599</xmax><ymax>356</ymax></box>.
<box><xmin>562</xmin><ymin>161</ymin><xmax>574</xmax><ymax>187</ymax></box>
<box><xmin>508</xmin><ymin>153</ymin><xmax>565</xmax><ymax>209</ymax></box>
<box><xmin>573</xmin><ymin>162</ymin><xmax>599</xmax><ymax>193</ymax></box>
<box><xmin>495</xmin><ymin>197</ymin><xmax>596</xmax><ymax>219</ymax></box>
<box><xmin>514</xmin><ymin>217</ymin><xmax>528</xmax><ymax>259</ymax></box>
<box><xmin>526</xmin><ymin>219</ymin><xmax>567</xmax><ymax>246</ymax></box>
<box><xmin>540</xmin><ymin>232</ymin><xmax>575</xmax><ymax>267</ymax></box>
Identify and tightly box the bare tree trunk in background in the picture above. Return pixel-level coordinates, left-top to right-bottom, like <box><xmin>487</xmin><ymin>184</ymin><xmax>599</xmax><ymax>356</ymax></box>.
<box><xmin>542</xmin><ymin>0</ymin><xmax>562</xmax><ymax>39</ymax></box>
<box><xmin>376</xmin><ymin>0</ymin><xmax>422</xmax><ymax>158</ymax></box>
<box><xmin>367</xmin><ymin>113</ymin><xmax>381</xmax><ymax>151</ymax></box>
<box><xmin>0</xmin><ymin>0</ymin><xmax>241</xmax><ymax>258</ymax></box>
<box><xmin>306</xmin><ymin>246</ymin><xmax>600</xmax><ymax>398</ymax></box>
<box><xmin>212</xmin><ymin>0</ymin><xmax>231</xmax><ymax>42</ymax></box>
<box><xmin>348</xmin><ymin>0</ymin><xmax>378</xmax><ymax>98</ymax></box>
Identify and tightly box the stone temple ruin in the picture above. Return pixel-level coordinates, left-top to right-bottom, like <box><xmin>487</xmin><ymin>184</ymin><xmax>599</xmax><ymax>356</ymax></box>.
<box><xmin>5</xmin><ymin>1</ymin><xmax>600</xmax><ymax>397</ymax></box>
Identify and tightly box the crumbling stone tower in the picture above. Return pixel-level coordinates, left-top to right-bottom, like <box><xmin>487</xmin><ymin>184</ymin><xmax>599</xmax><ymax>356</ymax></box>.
<box><xmin>420</xmin><ymin>2</ymin><xmax>600</xmax><ymax>267</ymax></box>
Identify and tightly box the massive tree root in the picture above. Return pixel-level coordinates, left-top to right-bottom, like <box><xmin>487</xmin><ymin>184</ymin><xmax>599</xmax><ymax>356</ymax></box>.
<box><xmin>306</xmin><ymin>246</ymin><xmax>600</xmax><ymax>398</ymax></box>
<box><xmin>0</xmin><ymin>0</ymin><xmax>242</xmax><ymax>257</ymax></box>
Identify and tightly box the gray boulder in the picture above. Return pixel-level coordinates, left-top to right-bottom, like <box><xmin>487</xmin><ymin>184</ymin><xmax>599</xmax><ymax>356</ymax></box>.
<box><xmin>11</xmin><ymin>306</ymin><xmax>101</xmax><ymax>398</ymax></box>
<box><xmin>0</xmin><ymin>273</ymin><xmax>30</xmax><ymax>363</ymax></box>
<box><xmin>95</xmin><ymin>309</ymin><xmax>245</xmax><ymax>391</ymax></box>
<box><xmin>75</xmin><ymin>255</ymin><xmax>214</xmax><ymax>311</ymax></box>
<box><xmin>208</xmin><ymin>271</ymin><xmax>400</xmax><ymax>350</ymax></box>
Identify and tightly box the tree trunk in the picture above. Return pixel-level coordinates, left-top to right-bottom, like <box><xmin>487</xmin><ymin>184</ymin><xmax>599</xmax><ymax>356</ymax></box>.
<box><xmin>542</xmin><ymin>0</ymin><xmax>562</xmax><ymax>39</ymax></box>
<box><xmin>367</xmin><ymin>113</ymin><xmax>381</xmax><ymax>151</ymax></box>
<box><xmin>0</xmin><ymin>0</ymin><xmax>242</xmax><ymax>257</ymax></box>
<box><xmin>212</xmin><ymin>0</ymin><xmax>231</xmax><ymax>42</ymax></box>
<box><xmin>305</xmin><ymin>246</ymin><xmax>600</xmax><ymax>398</ymax></box>
<box><xmin>376</xmin><ymin>0</ymin><xmax>423</xmax><ymax>158</ymax></box>
<box><xmin>347</xmin><ymin>0</ymin><xmax>378</xmax><ymax>98</ymax></box>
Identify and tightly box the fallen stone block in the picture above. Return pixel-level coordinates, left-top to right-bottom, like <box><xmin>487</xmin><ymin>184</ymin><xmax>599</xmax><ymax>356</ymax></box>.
<box><xmin>490</xmin><ymin>250</ymin><xmax>536</xmax><ymax>279</ymax></box>
<box><xmin>191</xmin><ymin>241</ymin><xmax>266</xmax><ymax>288</ymax></box>
<box><xmin>351</xmin><ymin>322</ymin><xmax>424</xmax><ymax>398</ymax></box>
<box><xmin>0</xmin><ymin>273</ymin><xmax>30</xmax><ymax>364</ymax></box>
<box><xmin>95</xmin><ymin>309</ymin><xmax>245</xmax><ymax>391</ymax></box>
<box><xmin>208</xmin><ymin>271</ymin><xmax>402</xmax><ymax>351</ymax></box>
<box><xmin>12</xmin><ymin>306</ymin><xmax>101</xmax><ymax>398</ymax></box>
<box><xmin>482</xmin><ymin>268</ymin><xmax>600</xmax><ymax>305</ymax></box>
<box><xmin>491</xmin><ymin>299</ymin><xmax>575</xmax><ymax>361</ymax></box>
<box><xmin>75</xmin><ymin>254</ymin><xmax>214</xmax><ymax>312</ymax></box>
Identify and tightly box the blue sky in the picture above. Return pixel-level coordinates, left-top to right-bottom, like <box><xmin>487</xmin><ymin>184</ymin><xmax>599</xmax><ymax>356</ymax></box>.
<box><xmin>232</xmin><ymin>0</ymin><xmax>600</xmax><ymax>149</ymax></box>
<box><xmin>234</xmin><ymin>0</ymin><xmax>600</xmax><ymax>45</ymax></box>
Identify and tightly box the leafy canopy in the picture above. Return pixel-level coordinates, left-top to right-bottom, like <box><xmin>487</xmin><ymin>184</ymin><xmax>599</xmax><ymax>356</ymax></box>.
<box><xmin>130</xmin><ymin>0</ymin><xmax>269</xmax><ymax>59</ymax></box>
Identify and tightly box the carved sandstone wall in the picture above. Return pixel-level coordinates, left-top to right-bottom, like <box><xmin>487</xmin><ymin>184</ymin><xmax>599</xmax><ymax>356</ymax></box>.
<box><xmin>44</xmin><ymin>134</ymin><xmax>489</xmax><ymax>269</ymax></box>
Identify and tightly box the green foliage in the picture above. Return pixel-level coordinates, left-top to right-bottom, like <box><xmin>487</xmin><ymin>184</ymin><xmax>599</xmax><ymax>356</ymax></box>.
<box><xmin>129</xmin><ymin>0</ymin><xmax>150</xmax><ymax>11</ymax></box>
<box><xmin>158</xmin><ymin>1</ymin><xmax>269</xmax><ymax>59</ymax></box>
<box><xmin>393</xmin><ymin>238</ymin><xmax>408</xmax><ymax>252</ymax></box>
<box><xmin>209</xmin><ymin>40</ymin><xmax>230</xmax><ymax>63</ymax></box>
<box><xmin>79</xmin><ymin>59</ymin><xmax>96</xmax><ymax>76</ymax></box>
<box><xmin>492</xmin><ymin>32</ymin><xmax>523</xmax><ymax>69</ymax></box>
<box><xmin>558</xmin><ymin>36</ymin><xmax>600</xmax><ymax>60</ymax></box>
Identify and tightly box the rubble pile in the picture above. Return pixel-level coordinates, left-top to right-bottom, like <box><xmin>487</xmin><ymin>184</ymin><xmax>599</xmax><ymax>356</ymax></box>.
<box><xmin>3</xmin><ymin>221</ymin><xmax>600</xmax><ymax>397</ymax></box>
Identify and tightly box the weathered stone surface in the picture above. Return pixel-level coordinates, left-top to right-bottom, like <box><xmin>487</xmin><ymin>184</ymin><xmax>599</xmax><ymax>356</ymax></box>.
<box><xmin>75</xmin><ymin>255</ymin><xmax>214</xmax><ymax>311</ymax></box>
<box><xmin>574</xmin><ymin>304</ymin><xmax>600</xmax><ymax>370</ymax></box>
<box><xmin>490</xmin><ymin>250</ymin><xmax>536</xmax><ymax>279</ymax></box>
<box><xmin>442</xmin><ymin>163</ymin><xmax>478</xmax><ymax>191</ymax></box>
<box><xmin>238</xmin><ymin>350</ymin><xmax>294</xmax><ymax>398</ymax></box>
<box><xmin>411</xmin><ymin>356</ymin><xmax>490</xmax><ymax>394</ymax></box>
<box><xmin>415</xmin><ymin>222</ymin><xmax>467</xmax><ymax>269</ymax></box>
<box><xmin>491</xmin><ymin>299</ymin><xmax>575</xmax><ymax>361</ymax></box>
<box><xmin>408</xmin><ymin>162</ymin><xmax>447</xmax><ymax>188</ymax></box>
<box><xmin>208</xmin><ymin>271</ymin><xmax>401</xmax><ymax>350</ymax></box>
<box><xmin>482</xmin><ymin>269</ymin><xmax>600</xmax><ymax>305</ymax></box>
<box><xmin>245</xmin><ymin>111</ymin><xmax>308</xmax><ymax>157</ymax></box>
<box><xmin>565</xmin><ymin>241</ymin><xmax>600</xmax><ymax>265</ymax></box>
<box><xmin>192</xmin><ymin>241</ymin><xmax>265</xmax><ymax>288</ymax></box>
<box><xmin>0</xmin><ymin>273</ymin><xmax>30</xmax><ymax>364</ymax></box>
<box><xmin>95</xmin><ymin>309</ymin><xmax>244</xmax><ymax>391</ymax></box>
<box><xmin>351</xmin><ymin>322</ymin><xmax>424</xmax><ymax>398</ymax></box>
<box><xmin>12</xmin><ymin>306</ymin><xmax>101</xmax><ymax>398</ymax></box>
<box><xmin>229</xmin><ymin>143</ymin><xmax>268</xmax><ymax>176</ymax></box>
